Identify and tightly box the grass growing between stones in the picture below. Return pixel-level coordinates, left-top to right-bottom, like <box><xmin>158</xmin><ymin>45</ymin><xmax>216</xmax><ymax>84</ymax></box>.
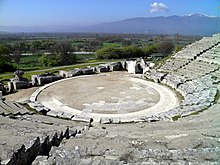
<box><xmin>154</xmin><ymin>53</ymin><xmax>174</xmax><ymax>69</ymax></box>
<box><xmin>53</xmin><ymin>115</ymin><xmax>71</xmax><ymax>121</ymax></box>
<box><xmin>20</xmin><ymin>103</ymin><xmax>39</xmax><ymax>114</ymax></box>
<box><xmin>8</xmin><ymin>114</ymin><xmax>17</xmax><ymax>119</ymax></box>
<box><xmin>144</xmin><ymin>76</ymin><xmax>156</xmax><ymax>83</ymax></box>
<box><xmin>171</xmin><ymin>115</ymin><xmax>181</xmax><ymax>121</ymax></box>
<box><xmin>214</xmin><ymin>90</ymin><xmax>220</xmax><ymax>104</ymax></box>
<box><xmin>21</xmin><ymin>103</ymin><xmax>73</xmax><ymax>120</ymax></box>
<box><xmin>144</xmin><ymin>74</ymin><xmax>184</xmax><ymax>103</ymax></box>
<box><xmin>191</xmin><ymin>107</ymin><xmax>209</xmax><ymax>116</ymax></box>
<box><xmin>119</xmin><ymin>152</ymin><xmax>135</xmax><ymax>164</ymax></box>
<box><xmin>162</xmin><ymin>83</ymin><xmax>185</xmax><ymax>103</ymax></box>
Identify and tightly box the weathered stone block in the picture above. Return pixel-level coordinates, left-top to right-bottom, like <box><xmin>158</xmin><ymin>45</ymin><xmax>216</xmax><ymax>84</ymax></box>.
<box><xmin>12</xmin><ymin>81</ymin><xmax>29</xmax><ymax>90</ymax></box>
<box><xmin>82</xmin><ymin>68</ymin><xmax>95</xmax><ymax>75</ymax></box>
<box><xmin>96</xmin><ymin>65</ymin><xmax>109</xmax><ymax>73</ymax></box>
<box><xmin>7</xmin><ymin>81</ymin><xmax>14</xmax><ymax>93</ymax></box>
<box><xmin>0</xmin><ymin>91</ymin><xmax>2</xmax><ymax>100</ymax></box>
<box><xmin>32</xmin><ymin>73</ymin><xmax>62</xmax><ymax>85</ymax></box>
<box><xmin>109</xmin><ymin>62</ymin><xmax>122</xmax><ymax>71</ymax></box>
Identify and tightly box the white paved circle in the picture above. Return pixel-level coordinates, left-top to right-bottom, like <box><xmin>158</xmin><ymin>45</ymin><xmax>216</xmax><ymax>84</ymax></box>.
<box><xmin>31</xmin><ymin>72</ymin><xmax>179</xmax><ymax>122</ymax></box>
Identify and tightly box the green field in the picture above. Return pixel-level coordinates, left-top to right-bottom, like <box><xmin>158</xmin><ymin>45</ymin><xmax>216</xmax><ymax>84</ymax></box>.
<box><xmin>0</xmin><ymin>59</ymin><xmax>114</xmax><ymax>84</ymax></box>
<box><xmin>13</xmin><ymin>55</ymin><xmax>42</xmax><ymax>71</ymax></box>
<box><xmin>103</xmin><ymin>42</ymin><xmax>122</xmax><ymax>47</ymax></box>
<box><xmin>75</xmin><ymin>53</ymin><xmax>96</xmax><ymax>61</ymax></box>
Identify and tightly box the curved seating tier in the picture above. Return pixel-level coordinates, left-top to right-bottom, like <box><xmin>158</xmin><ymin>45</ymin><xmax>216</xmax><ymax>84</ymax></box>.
<box><xmin>145</xmin><ymin>33</ymin><xmax>220</xmax><ymax>120</ymax></box>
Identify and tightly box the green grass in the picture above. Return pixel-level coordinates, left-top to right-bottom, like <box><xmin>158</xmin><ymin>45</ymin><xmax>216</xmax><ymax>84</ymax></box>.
<box><xmin>8</xmin><ymin>114</ymin><xmax>17</xmax><ymax>119</ymax></box>
<box><xmin>20</xmin><ymin>103</ymin><xmax>41</xmax><ymax>114</ymax></box>
<box><xmin>0</xmin><ymin>58</ymin><xmax>122</xmax><ymax>84</ymax></box>
<box><xmin>0</xmin><ymin>52</ymin><xmax>112</xmax><ymax>84</ymax></box>
<box><xmin>119</xmin><ymin>152</ymin><xmax>134</xmax><ymax>163</ymax></box>
<box><xmin>12</xmin><ymin>54</ymin><xmax>42</xmax><ymax>71</ymax></box>
<box><xmin>145</xmin><ymin>76</ymin><xmax>185</xmax><ymax>103</ymax></box>
<box><xmin>85</xmin><ymin>59</ymin><xmax>106</xmax><ymax>63</ymax></box>
<box><xmin>19</xmin><ymin>55</ymin><xmax>41</xmax><ymax>63</ymax></box>
<box><xmin>85</xmin><ymin>59</ymin><xmax>122</xmax><ymax>63</ymax></box>
<box><xmin>172</xmin><ymin>115</ymin><xmax>181</xmax><ymax>121</ymax></box>
<box><xmin>75</xmin><ymin>53</ymin><xmax>96</xmax><ymax>61</ymax></box>
<box><xmin>191</xmin><ymin>107</ymin><xmax>209</xmax><ymax>116</ymax></box>
<box><xmin>214</xmin><ymin>90</ymin><xmax>220</xmax><ymax>104</ymax></box>
<box><xmin>0</xmin><ymin>62</ymin><xmax>106</xmax><ymax>84</ymax></box>
<box><xmin>103</xmin><ymin>42</ymin><xmax>122</xmax><ymax>47</ymax></box>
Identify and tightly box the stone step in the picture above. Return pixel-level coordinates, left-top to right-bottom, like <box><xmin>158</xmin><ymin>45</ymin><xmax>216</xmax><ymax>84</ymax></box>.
<box><xmin>0</xmin><ymin>101</ymin><xmax>13</xmax><ymax>113</ymax></box>
<box><xmin>6</xmin><ymin>102</ymin><xmax>30</xmax><ymax>114</ymax></box>
<box><xmin>0</xmin><ymin>100</ymin><xmax>33</xmax><ymax>116</ymax></box>
<box><xmin>0</xmin><ymin>104</ymin><xmax>12</xmax><ymax>115</ymax></box>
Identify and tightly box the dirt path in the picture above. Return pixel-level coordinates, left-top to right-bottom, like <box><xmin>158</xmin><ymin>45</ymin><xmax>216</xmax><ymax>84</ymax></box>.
<box><xmin>4</xmin><ymin>87</ymin><xmax>39</xmax><ymax>102</ymax></box>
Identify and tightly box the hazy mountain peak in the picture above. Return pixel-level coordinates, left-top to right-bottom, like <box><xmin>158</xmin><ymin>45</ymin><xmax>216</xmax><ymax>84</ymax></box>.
<box><xmin>188</xmin><ymin>13</ymin><xmax>217</xmax><ymax>18</ymax></box>
<box><xmin>0</xmin><ymin>14</ymin><xmax>219</xmax><ymax>36</ymax></box>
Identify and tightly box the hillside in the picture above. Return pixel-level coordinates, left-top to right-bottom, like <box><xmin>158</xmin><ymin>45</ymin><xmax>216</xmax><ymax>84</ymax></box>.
<box><xmin>0</xmin><ymin>14</ymin><xmax>219</xmax><ymax>36</ymax></box>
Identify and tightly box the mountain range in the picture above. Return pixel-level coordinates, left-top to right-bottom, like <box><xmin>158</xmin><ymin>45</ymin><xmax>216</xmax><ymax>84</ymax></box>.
<box><xmin>0</xmin><ymin>14</ymin><xmax>219</xmax><ymax>36</ymax></box>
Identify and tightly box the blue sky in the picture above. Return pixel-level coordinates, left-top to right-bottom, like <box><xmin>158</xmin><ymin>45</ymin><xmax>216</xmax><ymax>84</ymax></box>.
<box><xmin>0</xmin><ymin>0</ymin><xmax>220</xmax><ymax>26</ymax></box>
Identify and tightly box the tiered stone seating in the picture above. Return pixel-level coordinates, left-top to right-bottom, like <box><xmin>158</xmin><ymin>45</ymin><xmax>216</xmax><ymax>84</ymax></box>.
<box><xmin>177</xmin><ymin>61</ymin><xmax>219</xmax><ymax>80</ymax></box>
<box><xmin>174</xmin><ymin>35</ymin><xmax>220</xmax><ymax>60</ymax></box>
<box><xmin>197</xmin><ymin>44</ymin><xmax>220</xmax><ymax>65</ymax></box>
<box><xmin>159</xmin><ymin>34</ymin><xmax>220</xmax><ymax>81</ymax></box>
<box><xmin>0</xmin><ymin>113</ymin><xmax>84</xmax><ymax>165</ymax></box>
<box><xmin>1</xmin><ymin>35</ymin><xmax>220</xmax><ymax>164</ymax></box>
<box><xmin>145</xmin><ymin>33</ymin><xmax>220</xmax><ymax>120</ymax></box>
<box><xmin>157</xmin><ymin>74</ymin><xmax>218</xmax><ymax>119</ymax></box>
<box><xmin>159</xmin><ymin>58</ymin><xmax>188</xmax><ymax>72</ymax></box>
<box><xmin>0</xmin><ymin>100</ymin><xmax>33</xmax><ymax>116</ymax></box>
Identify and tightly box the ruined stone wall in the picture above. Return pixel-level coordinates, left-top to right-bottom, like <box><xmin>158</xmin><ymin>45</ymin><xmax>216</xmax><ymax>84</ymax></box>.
<box><xmin>59</xmin><ymin>62</ymin><xmax>123</xmax><ymax>78</ymax></box>
<box><xmin>1</xmin><ymin>61</ymin><xmax>134</xmax><ymax>96</ymax></box>
<box><xmin>5</xmin><ymin>127</ymin><xmax>76</xmax><ymax>165</ymax></box>
<box><xmin>12</xmin><ymin>81</ymin><xmax>29</xmax><ymax>90</ymax></box>
<box><xmin>31</xmin><ymin>74</ymin><xmax>62</xmax><ymax>86</ymax></box>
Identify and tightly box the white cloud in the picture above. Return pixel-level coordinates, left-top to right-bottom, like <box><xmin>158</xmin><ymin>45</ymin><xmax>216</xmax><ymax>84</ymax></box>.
<box><xmin>150</xmin><ymin>2</ymin><xmax>169</xmax><ymax>13</ymax></box>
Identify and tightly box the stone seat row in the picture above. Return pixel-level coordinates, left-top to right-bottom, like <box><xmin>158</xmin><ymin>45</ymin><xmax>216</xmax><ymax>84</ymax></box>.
<box><xmin>202</xmin><ymin>52</ymin><xmax>220</xmax><ymax>59</ymax></box>
<box><xmin>0</xmin><ymin>100</ymin><xmax>33</xmax><ymax>116</ymax></box>
<box><xmin>160</xmin><ymin>55</ymin><xmax>219</xmax><ymax>81</ymax></box>
<box><xmin>159</xmin><ymin>58</ymin><xmax>188</xmax><ymax>71</ymax></box>
<box><xmin>145</xmin><ymin>69</ymin><xmax>219</xmax><ymax>120</ymax></box>
<box><xmin>174</xmin><ymin>37</ymin><xmax>220</xmax><ymax>60</ymax></box>
<box><xmin>161</xmin><ymin>40</ymin><xmax>220</xmax><ymax>73</ymax></box>
<box><xmin>160</xmin><ymin>57</ymin><xmax>218</xmax><ymax>74</ymax></box>
<box><xmin>197</xmin><ymin>56</ymin><xmax>220</xmax><ymax>65</ymax></box>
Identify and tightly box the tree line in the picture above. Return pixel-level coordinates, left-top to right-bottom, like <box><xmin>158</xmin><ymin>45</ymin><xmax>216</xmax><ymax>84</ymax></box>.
<box><xmin>96</xmin><ymin>42</ymin><xmax>175</xmax><ymax>59</ymax></box>
<box><xmin>0</xmin><ymin>44</ymin><xmax>14</xmax><ymax>73</ymax></box>
<box><xmin>0</xmin><ymin>40</ymin><xmax>177</xmax><ymax>73</ymax></box>
<box><xmin>0</xmin><ymin>41</ymin><xmax>75</xmax><ymax>73</ymax></box>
